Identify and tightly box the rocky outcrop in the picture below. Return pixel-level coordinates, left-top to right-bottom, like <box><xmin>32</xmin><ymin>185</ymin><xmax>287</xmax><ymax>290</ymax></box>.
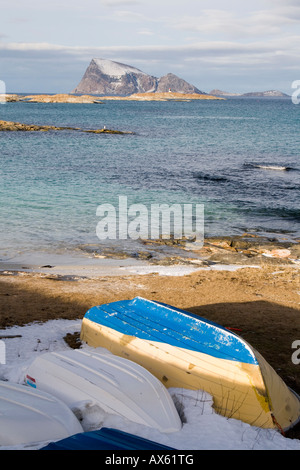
<box><xmin>114</xmin><ymin>92</ymin><xmax>223</xmax><ymax>101</ymax></box>
<box><xmin>157</xmin><ymin>73</ymin><xmax>205</xmax><ymax>94</ymax></box>
<box><xmin>210</xmin><ymin>89</ymin><xmax>289</xmax><ymax>98</ymax></box>
<box><xmin>138</xmin><ymin>234</ymin><xmax>300</xmax><ymax>267</ymax></box>
<box><xmin>1</xmin><ymin>94</ymin><xmax>103</xmax><ymax>104</ymax></box>
<box><xmin>72</xmin><ymin>58</ymin><xmax>205</xmax><ymax>96</ymax></box>
<box><xmin>0</xmin><ymin>120</ymin><xmax>69</xmax><ymax>132</ymax></box>
<box><xmin>242</xmin><ymin>90</ymin><xmax>289</xmax><ymax>97</ymax></box>
<box><xmin>0</xmin><ymin>120</ymin><xmax>132</xmax><ymax>134</ymax></box>
<box><xmin>72</xmin><ymin>58</ymin><xmax>158</xmax><ymax>95</ymax></box>
<box><xmin>23</xmin><ymin>94</ymin><xmax>103</xmax><ymax>103</ymax></box>
<box><xmin>79</xmin><ymin>233</ymin><xmax>300</xmax><ymax>267</ymax></box>
<box><xmin>2</xmin><ymin>92</ymin><xmax>223</xmax><ymax>104</ymax></box>
<box><xmin>0</xmin><ymin>94</ymin><xmax>20</xmax><ymax>102</ymax></box>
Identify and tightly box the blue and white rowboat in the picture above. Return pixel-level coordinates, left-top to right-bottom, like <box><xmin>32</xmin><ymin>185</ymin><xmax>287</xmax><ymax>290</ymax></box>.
<box><xmin>81</xmin><ymin>297</ymin><xmax>300</xmax><ymax>432</ymax></box>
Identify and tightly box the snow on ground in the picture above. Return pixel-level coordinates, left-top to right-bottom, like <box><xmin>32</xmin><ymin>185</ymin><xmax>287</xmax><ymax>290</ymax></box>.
<box><xmin>0</xmin><ymin>319</ymin><xmax>300</xmax><ymax>451</ymax></box>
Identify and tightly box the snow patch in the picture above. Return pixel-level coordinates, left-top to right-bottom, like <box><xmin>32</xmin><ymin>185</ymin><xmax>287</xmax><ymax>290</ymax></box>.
<box><xmin>0</xmin><ymin>319</ymin><xmax>300</xmax><ymax>450</ymax></box>
<box><xmin>93</xmin><ymin>58</ymin><xmax>146</xmax><ymax>77</ymax></box>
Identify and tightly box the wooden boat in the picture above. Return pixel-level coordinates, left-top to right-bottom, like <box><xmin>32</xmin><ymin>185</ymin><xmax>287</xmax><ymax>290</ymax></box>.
<box><xmin>0</xmin><ymin>380</ymin><xmax>83</xmax><ymax>447</ymax></box>
<box><xmin>41</xmin><ymin>427</ymin><xmax>175</xmax><ymax>450</ymax></box>
<box><xmin>80</xmin><ymin>296</ymin><xmax>300</xmax><ymax>432</ymax></box>
<box><xmin>25</xmin><ymin>348</ymin><xmax>181</xmax><ymax>433</ymax></box>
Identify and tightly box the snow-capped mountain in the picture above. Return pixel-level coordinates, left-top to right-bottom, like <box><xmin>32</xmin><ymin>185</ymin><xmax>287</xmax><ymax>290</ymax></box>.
<box><xmin>72</xmin><ymin>58</ymin><xmax>205</xmax><ymax>96</ymax></box>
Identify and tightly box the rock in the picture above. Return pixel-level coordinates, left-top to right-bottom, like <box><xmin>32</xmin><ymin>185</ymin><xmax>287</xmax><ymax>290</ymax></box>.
<box><xmin>122</xmin><ymin>92</ymin><xmax>222</xmax><ymax>101</ymax></box>
<box><xmin>0</xmin><ymin>94</ymin><xmax>20</xmax><ymax>102</ymax></box>
<box><xmin>3</xmin><ymin>90</ymin><xmax>222</xmax><ymax>104</ymax></box>
<box><xmin>0</xmin><ymin>120</ymin><xmax>67</xmax><ymax>132</ymax></box>
<box><xmin>72</xmin><ymin>58</ymin><xmax>158</xmax><ymax>95</ymax></box>
<box><xmin>23</xmin><ymin>94</ymin><xmax>103</xmax><ymax>104</ymax></box>
<box><xmin>157</xmin><ymin>73</ymin><xmax>205</xmax><ymax>94</ymax></box>
<box><xmin>261</xmin><ymin>249</ymin><xmax>291</xmax><ymax>259</ymax></box>
<box><xmin>207</xmin><ymin>251</ymin><xmax>256</xmax><ymax>265</ymax></box>
<box><xmin>85</xmin><ymin>128</ymin><xmax>132</xmax><ymax>135</ymax></box>
<box><xmin>209</xmin><ymin>89</ymin><xmax>289</xmax><ymax>98</ymax></box>
<box><xmin>187</xmin><ymin>235</ymin><xmax>297</xmax><ymax>266</ymax></box>
<box><xmin>140</xmin><ymin>236</ymin><xmax>191</xmax><ymax>247</ymax></box>
<box><xmin>0</xmin><ymin>120</ymin><xmax>131</xmax><ymax>134</ymax></box>
<box><xmin>1</xmin><ymin>94</ymin><xmax>104</xmax><ymax>104</ymax></box>
<box><xmin>242</xmin><ymin>90</ymin><xmax>289</xmax><ymax>97</ymax></box>
<box><xmin>290</xmin><ymin>244</ymin><xmax>300</xmax><ymax>258</ymax></box>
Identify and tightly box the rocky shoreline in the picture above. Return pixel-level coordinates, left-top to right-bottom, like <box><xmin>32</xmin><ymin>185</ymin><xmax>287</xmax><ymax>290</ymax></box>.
<box><xmin>0</xmin><ymin>119</ymin><xmax>132</xmax><ymax>134</ymax></box>
<box><xmin>1</xmin><ymin>94</ymin><xmax>103</xmax><ymax>104</ymax></box>
<box><xmin>1</xmin><ymin>92</ymin><xmax>223</xmax><ymax>104</ymax></box>
<box><xmin>77</xmin><ymin>233</ymin><xmax>300</xmax><ymax>268</ymax></box>
<box><xmin>100</xmin><ymin>92</ymin><xmax>224</xmax><ymax>101</ymax></box>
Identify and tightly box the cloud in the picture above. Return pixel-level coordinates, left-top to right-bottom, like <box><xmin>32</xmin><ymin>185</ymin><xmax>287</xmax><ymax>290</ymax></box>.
<box><xmin>138</xmin><ymin>29</ymin><xmax>154</xmax><ymax>36</ymax></box>
<box><xmin>113</xmin><ymin>10</ymin><xmax>146</xmax><ymax>22</ymax></box>
<box><xmin>1</xmin><ymin>37</ymin><xmax>299</xmax><ymax>69</ymax></box>
<box><xmin>100</xmin><ymin>0</ymin><xmax>140</xmax><ymax>6</ymax></box>
<box><xmin>174</xmin><ymin>9</ymin><xmax>296</xmax><ymax>39</ymax></box>
<box><xmin>1</xmin><ymin>29</ymin><xmax>299</xmax><ymax>93</ymax></box>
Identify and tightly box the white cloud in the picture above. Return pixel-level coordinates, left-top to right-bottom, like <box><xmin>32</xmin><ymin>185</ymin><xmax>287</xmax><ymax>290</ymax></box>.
<box><xmin>1</xmin><ymin>1</ymin><xmax>300</xmax><ymax>93</ymax></box>
<box><xmin>170</xmin><ymin>6</ymin><xmax>300</xmax><ymax>40</ymax></box>
<box><xmin>138</xmin><ymin>29</ymin><xmax>154</xmax><ymax>36</ymax></box>
<box><xmin>1</xmin><ymin>36</ymin><xmax>299</xmax><ymax>69</ymax></box>
<box><xmin>100</xmin><ymin>0</ymin><xmax>140</xmax><ymax>6</ymax></box>
<box><xmin>114</xmin><ymin>10</ymin><xmax>146</xmax><ymax>21</ymax></box>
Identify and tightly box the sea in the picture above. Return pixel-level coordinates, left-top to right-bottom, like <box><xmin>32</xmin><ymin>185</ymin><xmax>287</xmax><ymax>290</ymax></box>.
<box><xmin>0</xmin><ymin>96</ymin><xmax>299</xmax><ymax>266</ymax></box>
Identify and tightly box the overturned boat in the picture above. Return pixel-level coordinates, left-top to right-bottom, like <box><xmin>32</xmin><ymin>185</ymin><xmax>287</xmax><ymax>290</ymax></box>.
<box><xmin>0</xmin><ymin>380</ymin><xmax>83</xmax><ymax>447</ymax></box>
<box><xmin>25</xmin><ymin>348</ymin><xmax>181</xmax><ymax>433</ymax></box>
<box><xmin>41</xmin><ymin>427</ymin><xmax>176</xmax><ymax>451</ymax></box>
<box><xmin>80</xmin><ymin>296</ymin><xmax>300</xmax><ymax>433</ymax></box>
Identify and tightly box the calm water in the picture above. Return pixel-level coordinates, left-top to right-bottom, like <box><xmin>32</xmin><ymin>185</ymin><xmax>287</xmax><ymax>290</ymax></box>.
<box><xmin>0</xmin><ymin>97</ymin><xmax>299</xmax><ymax>263</ymax></box>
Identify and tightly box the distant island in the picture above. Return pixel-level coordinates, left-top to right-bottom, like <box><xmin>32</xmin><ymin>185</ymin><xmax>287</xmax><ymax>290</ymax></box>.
<box><xmin>209</xmin><ymin>89</ymin><xmax>290</xmax><ymax>98</ymax></box>
<box><xmin>2</xmin><ymin>94</ymin><xmax>103</xmax><ymax>103</ymax></box>
<box><xmin>100</xmin><ymin>92</ymin><xmax>223</xmax><ymax>101</ymax></box>
<box><xmin>71</xmin><ymin>58</ymin><xmax>208</xmax><ymax>96</ymax></box>
<box><xmin>1</xmin><ymin>92</ymin><xmax>223</xmax><ymax>103</ymax></box>
<box><xmin>1</xmin><ymin>58</ymin><xmax>289</xmax><ymax>102</ymax></box>
<box><xmin>242</xmin><ymin>90</ymin><xmax>290</xmax><ymax>97</ymax></box>
<box><xmin>71</xmin><ymin>58</ymin><xmax>290</xmax><ymax>99</ymax></box>
<box><xmin>0</xmin><ymin>119</ymin><xmax>132</xmax><ymax>134</ymax></box>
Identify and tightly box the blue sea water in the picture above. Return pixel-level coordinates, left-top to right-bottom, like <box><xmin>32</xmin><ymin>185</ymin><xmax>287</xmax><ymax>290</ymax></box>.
<box><xmin>0</xmin><ymin>97</ymin><xmax>299</xmax><ymax>264</ymax></box>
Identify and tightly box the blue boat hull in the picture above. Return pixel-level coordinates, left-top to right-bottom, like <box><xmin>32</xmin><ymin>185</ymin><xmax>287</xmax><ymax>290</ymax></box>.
<box><xmin>81</xmin><ymin>297</ymin><xmax>300</xmax><ymax>432</ymax></box>
<box><xmin>41</xmin><ymin>427</ymin><xmax>175</xmax><ymax>450</ymax></box>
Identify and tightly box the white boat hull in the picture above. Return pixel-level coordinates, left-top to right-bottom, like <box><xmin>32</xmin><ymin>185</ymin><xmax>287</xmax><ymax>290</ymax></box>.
<box><xmin>0</xmin><ymin>380</ymin><xmax>83</xmax><ymax>447</ymax></box>
<box><xmin>25</xmin><ymin>348</ymin><xmax>182</xmax><ymax>433</ymax></box>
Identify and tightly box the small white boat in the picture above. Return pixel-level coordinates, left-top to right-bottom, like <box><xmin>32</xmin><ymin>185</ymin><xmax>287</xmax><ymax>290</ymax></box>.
<box><xmin>0</xmin><ymin>380</ymin><xmax>83</xmax><ymax>447</ymax></box>
<box><xmin>25</xmin><ymin>348</ymin><xmax>182</xmax><ymax>433</ymax></box>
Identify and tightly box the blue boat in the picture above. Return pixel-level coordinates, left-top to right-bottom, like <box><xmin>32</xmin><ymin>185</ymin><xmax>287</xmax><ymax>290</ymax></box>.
<box><xmin>81</xmin><ymin>296</ymin><xmax>300</xmax><ymax>432</ymax></box>
<box><xmin>41</xmin><ymin>427</ymin><xmax>175</xmax><ymax>450</ymax></box>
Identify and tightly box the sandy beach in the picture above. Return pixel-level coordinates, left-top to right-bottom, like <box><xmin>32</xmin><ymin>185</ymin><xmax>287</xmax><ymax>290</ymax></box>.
<box><xmin>1</xmin><ymin>234</ymin><xmax>300</xmax><ymax>435</ymax></box>
<box><xmin>0</xmin><ymin>232</ymin><xmax>299</xmax><ymax>443</ymax></box>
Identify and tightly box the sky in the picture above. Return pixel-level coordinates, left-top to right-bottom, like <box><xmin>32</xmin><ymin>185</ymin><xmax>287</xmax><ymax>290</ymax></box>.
<box><xmin>0</xmin><ymin>0</ymin><xmax>300</xmax><ymax>94</ymax></box>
